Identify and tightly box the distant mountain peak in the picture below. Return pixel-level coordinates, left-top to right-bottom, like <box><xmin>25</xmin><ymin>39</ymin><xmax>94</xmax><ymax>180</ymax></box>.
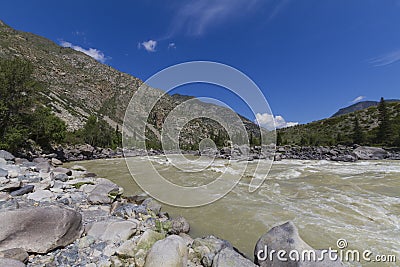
<box><xmin>332</xmin><ymin>99</ymin><xmax>400</xmax><ymax>117</ymax></box>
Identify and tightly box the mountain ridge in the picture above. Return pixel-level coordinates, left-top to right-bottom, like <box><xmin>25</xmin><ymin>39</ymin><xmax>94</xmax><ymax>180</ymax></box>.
<box><xmin>0</xmin><ymin>20</ymin><xmax>264</xmax><ymax>148</ymax></box>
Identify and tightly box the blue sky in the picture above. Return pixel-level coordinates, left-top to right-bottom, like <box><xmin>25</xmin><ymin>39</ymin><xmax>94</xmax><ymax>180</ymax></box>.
<box><xmin>1</xmin><ymin>0</ymin><xmax>400</xmax><ymax>127</ymax></box>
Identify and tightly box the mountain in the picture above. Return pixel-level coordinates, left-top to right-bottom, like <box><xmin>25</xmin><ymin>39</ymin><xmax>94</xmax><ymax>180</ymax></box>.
<box><xmin>0</xmin><ymin>20</ymin><xmax>264</xmax><ymax>147</ymax></box>
<box><xmin>279</xmin><ymin>101</ymin><xmax>400</xmax><ymax>146</ymax></box>
<box><xmin>332</xmin><ymin>99</ymin><xmax>400</xmax><ymax>117</ymax></box>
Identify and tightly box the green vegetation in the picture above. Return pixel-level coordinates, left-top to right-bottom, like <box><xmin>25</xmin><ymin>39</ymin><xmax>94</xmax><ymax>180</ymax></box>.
<box><xmin>279</xmin><ymin>98</ymin><xmax>400</xmax><ymax>147</ymax></box>
<box><xmin>0</xmin><ymin>58</ymin><xmax>67</xmax><ymax>152</ymax></box>
<box><xmin>65</xmin><ymin>115</ymin><xmax>122</xmax><ymax>149</ymax></box>
<box><xmin>0</xmin><ymin>58</ymin><xmax>122</xmax><ymax>153</ymax></box>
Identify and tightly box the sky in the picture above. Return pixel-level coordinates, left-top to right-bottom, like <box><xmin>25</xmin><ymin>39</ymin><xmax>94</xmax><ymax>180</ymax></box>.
<box><xmin>1</xmin><ymin>0</ymin><xmax>400</xmax><ymax>128</ymax></box>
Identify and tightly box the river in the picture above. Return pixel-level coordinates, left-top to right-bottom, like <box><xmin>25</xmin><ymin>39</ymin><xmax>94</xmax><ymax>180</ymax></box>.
<box><xmin>67</xmin><ymin>157</ymin><xmax>400</xmax><ymax>266</ymax></box>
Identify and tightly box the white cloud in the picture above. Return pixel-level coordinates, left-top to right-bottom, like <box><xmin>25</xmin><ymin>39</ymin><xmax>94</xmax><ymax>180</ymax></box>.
<box><xmin>369</xmin><ymin>49</ymin><xmax>400</xmax><ymax>67</ymax></box>
<box><xmin>167</xmin><ymin>0</ymin><xmax>262</xmax><ymax>37</ymax></box>
<box><xmin>255</xmin><ymin>113</ymin><xmax>298</xmax><ymax>130</ymax></box>
<box><xmin>351</xmin><ymin>96</ymin><xmax>366</xmax><ymax>103</ymax></box>
<box><xmin>168</xmin><ymin>42</ymin><xmax>176</xmax><ymax>49</ymax></box>
<box><xmin>60</xmin><ymin>41</ymin><xmax>107</xmax><ymax>63</ymax></box>
<box><xmin>139</xmin><ymin>40</ymin><xmax>157</xmax><ymax>52</ymax></box>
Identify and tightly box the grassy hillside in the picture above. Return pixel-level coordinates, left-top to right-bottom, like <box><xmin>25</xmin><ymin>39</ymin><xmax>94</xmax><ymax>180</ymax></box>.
<box><xmin>278</xmin><ymin>101</ymin><xmax>400</xmax><ymax>147</ymax></box>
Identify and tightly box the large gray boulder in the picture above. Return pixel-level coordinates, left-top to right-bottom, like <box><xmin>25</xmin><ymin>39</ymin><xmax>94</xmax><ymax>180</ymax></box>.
<box><xmin>144</xmin><ymin>235</ymin><xmax>188</xmax><ymax>267</ymax></box>
<box><xmin>353</xmin><ymin>146</ymin><xmax>388</xmax><ymax>160</ymax></box>
<box><xmin>0</xmin><ymin>206</ymin><xmax>83</xmax><ymax>253</ymax></box>
<box><xmin>86</xmin><ymin>219</ymin><xmax>137</xmax><ymax>242</ymax></box>
<box><xmin>212</xmin><ymin>247</ymin><xmax>257</xmax><ymax>267</ymax></box>
<box><xmin>87</xmin><ymin>179</ymin><xmax>120</xmax><ymax>204</ymax></box>
<box><xmin>0</xmin><ymin>150</ymin><xmax>15</xmax><ymax>161</ymax></box>
<box><xmin>0</xmin><ymin>258</ymin><xmax>25</xmax><ymax>267</ymax></box>
<box><xmin>254</xmin><ymin>221</ymin><xmax>344</xmax><ymax>267</ymax></box>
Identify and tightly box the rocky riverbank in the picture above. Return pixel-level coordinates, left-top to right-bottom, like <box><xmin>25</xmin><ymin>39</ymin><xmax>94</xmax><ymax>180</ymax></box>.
<box><xmin>0</xmin><ymin>149</ymin><xmax>345</xmax><ymax>267</ymax></box>
<box><xmin>20</xmin><ymin>143</ymin><xmax>400</xmax><ymax>165</ymax></box>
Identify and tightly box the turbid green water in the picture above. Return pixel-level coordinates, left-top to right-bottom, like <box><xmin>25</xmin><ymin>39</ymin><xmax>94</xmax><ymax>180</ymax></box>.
<box><xmin>67</xmin><ymin>157</ymin><xmax>400</xmax><ymax>266</ymax></box>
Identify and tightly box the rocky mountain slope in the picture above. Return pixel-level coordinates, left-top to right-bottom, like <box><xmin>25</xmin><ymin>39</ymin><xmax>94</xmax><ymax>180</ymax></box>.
<box><xmin>0</xmin><ymin>20</ymin><xmax>263</xmax><ymax>147</ymax></box>
<box><xmin>332</xmin><ymin>99</ymin><xmax>400</xmax><ymax>117</ymax></box>
<box><xmin>279</xmin><ymin>101</ymin><xmax>400</xmax><ymax>145</ymax></box>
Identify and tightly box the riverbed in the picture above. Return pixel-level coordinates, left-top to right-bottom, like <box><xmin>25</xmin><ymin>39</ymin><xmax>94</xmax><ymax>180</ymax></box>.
<box><xmin>67</xmin><ymin>157</ymin><xmax>400</xmax><ymax>266</ymax></box>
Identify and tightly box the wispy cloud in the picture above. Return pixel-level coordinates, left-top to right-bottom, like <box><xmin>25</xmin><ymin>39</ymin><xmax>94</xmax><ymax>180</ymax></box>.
<box><xmin>255</xmin><ymin>113</ymin><xmax>298</xmax><ymax>130</ymax></box>
<box><xmin>139</xmin><ymin>40</ymin><xmax>157</xmax><ymax>52</ymax></box>
<box><xmin>351</xmin><ymin>96</ymin><xmax>366</xmax><ymax>103</ymax></box>
<box><xmin>167</xmin><ymin>0</ymin><xmax>262</xmax><ymax>37</ymax></box>
<box><xmin>60</xmin><ymin>41</ymin><xmax>107</xmax><ymax>63</ymax></box>
<box><xmin>369</xmin><ymin>49</ymin><xmax>400</xmax><ymax>67</ymax></box>
<box><xmin>168</xmin><ymin>42</ymin><xmax>176</xmax><ymax>50</ymax></box>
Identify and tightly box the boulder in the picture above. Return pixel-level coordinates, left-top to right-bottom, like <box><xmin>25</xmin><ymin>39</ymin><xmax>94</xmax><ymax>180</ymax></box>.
<box><xmin>0</xmin><ymin>150</ymin><xmax>15</xmax><ymax>161</ymax></box>
<box><xmin>35</xmin><ymin>162</ymin><xmax>51</xmax><ymax>173</ymax></box>
<box><xmin>169</xmin><ymin>216</ymin><xmax>190</xmax><ymax>235</ymax></box>
<box><xmin>27</xmin><ymin>189</ymin><xmax>54</xmax><ymax>202</ymax></box>
<box><xmin>142</xmin><ymin>198</ymin><xmax>162</xmax><ymax>215</ymax></box>
<box><xmin>51</xmin><ymin>158</ymin><xmax>63</xmax><ymax>166</ymax></box>
<box><xmin>9</xmin><ymin>185</ymin><xmax>34</xmax><ymax>197</ymax></box>
<box><xmin>0</xmin><ymin>169</ymin><xmax>8</xmax><ymax>178</ymax></box>
<box><xmin>0</xmin><ymin>248</ymin><xmax>29</xmax><ymax>263</ymax></box>
<box><xmin>254</xmin><ymin>221</ymin><xmax>343</xmax><ymax>267</ymax></box>
<box><xmin>54</xmin><ymin>173</ymin><xmax>69</xmax><ymax>182</ymax></box>
<box><xmin>87</xmin><ymin>180</ymin><xmax>120</xmax><ymax>204</ymax></box>
<box><xmin>0</xmin><ymin>181</ymin><xmax>21</xmax><ymax>192</ymax></box>
<box><xmin>331</xmin><ymin>155</ymin><xmax>357</xmax><ymax>162</ymax></box>
<box><xmin>53</xmin><ymin>167</ymin><xmax>72</xmax><ymax>176</ymax></box>
<box><xmin>86</xmin><ymin>220</ymin><xmax>137</xmax><ymax>242</ymax></box>
<box><xmin>353</xmin><ymin>146</ymin><xmax>388</xmax><ymax>160</ymax></box>
<box><xmin>144</xmin><ymin>235</ymin><xmax>188</xmax><ymax>267</ymax></box>
<box><xmin>0</xmin><ymin>206</ymin><xmax>82</xmax><ymax>253</ymax></box>
<box><xmin>212</xmin><ymin>247</ymin><xmax>257</xmax><ymax>267</ymax></box>
<box><xmin>0</xmin><ymin>258</ymin><xmax>25</xmax><ymax>267</ymax></box>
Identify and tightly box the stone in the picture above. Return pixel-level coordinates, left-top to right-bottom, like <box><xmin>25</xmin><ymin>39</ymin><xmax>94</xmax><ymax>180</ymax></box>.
<box><xmin>0</xmin><ymin>258</ymin><xmax>25</xmax><ymax>267</ymax></box>
<box><xmin>0</xmin><ymin>150</ymin><xmax>15</xmax><ymax>161</ymax></box>
<box><xmin>144</xmin><ymin>235</ymin><xmax>188</xmax><ymax>267</ymax></box>
<box><xmin>354</xmin><ymin>146</ymin><xmax>388</xmax><ymax>160</ymax></box>
<box><xmin>0</xmin><ymin>181</ymin><xmax>21</xmax><ymax>192</ymax></box>
<box><xmin>331</xmin><ymin>155</ymin><xmax>357</xmax><ymax>162</ymax></box>
<box><xmin>71</xmin><ymin>165</ymin><xmax>87</xmax><ymax>171</ymax></box>
<box><xmin>143</xmin><ymin>198</ymin><xmax>162</xmax><ymax>215</ymax></box>
<box><xmin>212</xmin><ymin>247</ymin><xmax>256</xmax><ymax>267</ymax></box>
<box><xmin>169</xmin><ymin>216</ymin><xmax>190</xmax><ymax>235</ymax></box>
<box><xmin>135</xmin><ymin>229</ymin><xmax>165</xmax><ymax>252</ymax></box>
<box><xmin>51</xmin><ymin>158</ymin><xmax>63</xmax><ymax>166</ymax></box>
<box><xmin>27</xmin><ymin>189</ymin><xmax>54</xmax><ymax>202</ymax></box>
<box><xmin>0</xmin><ymin>206</ymin><xmax>82</xmax><ymax>253</ymax></box>
<box><xmin>53</xmin><ymin>167</ymin><xmax>72</xmax><ymax>176</ymax></box>
<box><xmin>86</xmin><ymin>220</ymin><xmax>137</xmax><ymax>242</ymax></box>
<box><xmin>0</xmin><ymin>248</ymin><xmax>29</xmax><ymax>263</ymax></box>
<box><xmin>0</xmin><ymin>168</ymin><xmax>8</xmax><ymax>178</ymax></box>
<box><xmin>35</xmin><ymin>162</ymin><xmax>51</xmax><ymax>173</ymax></box>
<box><xmin>116</xmin><ymin>239</ymin><xmax>136</xmax><ymax>258</ymax></box>
<box><xmin>55</xmin><ymin>173</ymin><xmax>69</xmax><ymax>182</ymax></box>
<box><xmin>32</xmin><ymin>157</ymin><xmax>47</xmax><ymax>163</ymax></box>
<box><xmin>10</xmin><ymin>185</ymin><xmax>34</xmax><ymax>197</ymax></box>
<box><xmin>254</xmin><ymin>221</ymin><xmax>344</xmax><ymax>267</ymax></box>
<box><xmin>87</xmin><ymin>181</ymin><xmax>120</xmax><ymax>204</ymax></box>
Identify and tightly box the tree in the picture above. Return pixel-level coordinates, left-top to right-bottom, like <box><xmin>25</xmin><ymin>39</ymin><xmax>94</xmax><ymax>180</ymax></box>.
<box><xmin>276</xmin><ymin>132</ymin><xmax>283</xmax><ymax>146</ymax></box>
<box><xmin>352</xmin><ymin>116</ymin><xmax>364</xmax><ymax>145</ymax></box>
<box><xmin>376</xmin><ymin>97</ymin><xmax>392</xmax><ymax>145</ymax></box>
<box><xmin>29</xmin><ymin>106</ymin><xmax>66</xmax><ymax>148</ymax></box>
<box><xmin>0</xmin><ymin>58</ymin><xmax>36</xmax><ymax>143</ymax></box>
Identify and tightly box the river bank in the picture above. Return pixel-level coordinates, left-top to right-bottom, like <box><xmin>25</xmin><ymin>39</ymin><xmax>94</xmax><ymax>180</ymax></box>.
<box><xmin>0</xmin><ymin>150</ymin><xmax>350</xmax><ymax>267</ymax></box>
<box><xmin>21</xmin><ymin>143</ymin><xmax>400</xmax><ymax>163</ymax></box>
